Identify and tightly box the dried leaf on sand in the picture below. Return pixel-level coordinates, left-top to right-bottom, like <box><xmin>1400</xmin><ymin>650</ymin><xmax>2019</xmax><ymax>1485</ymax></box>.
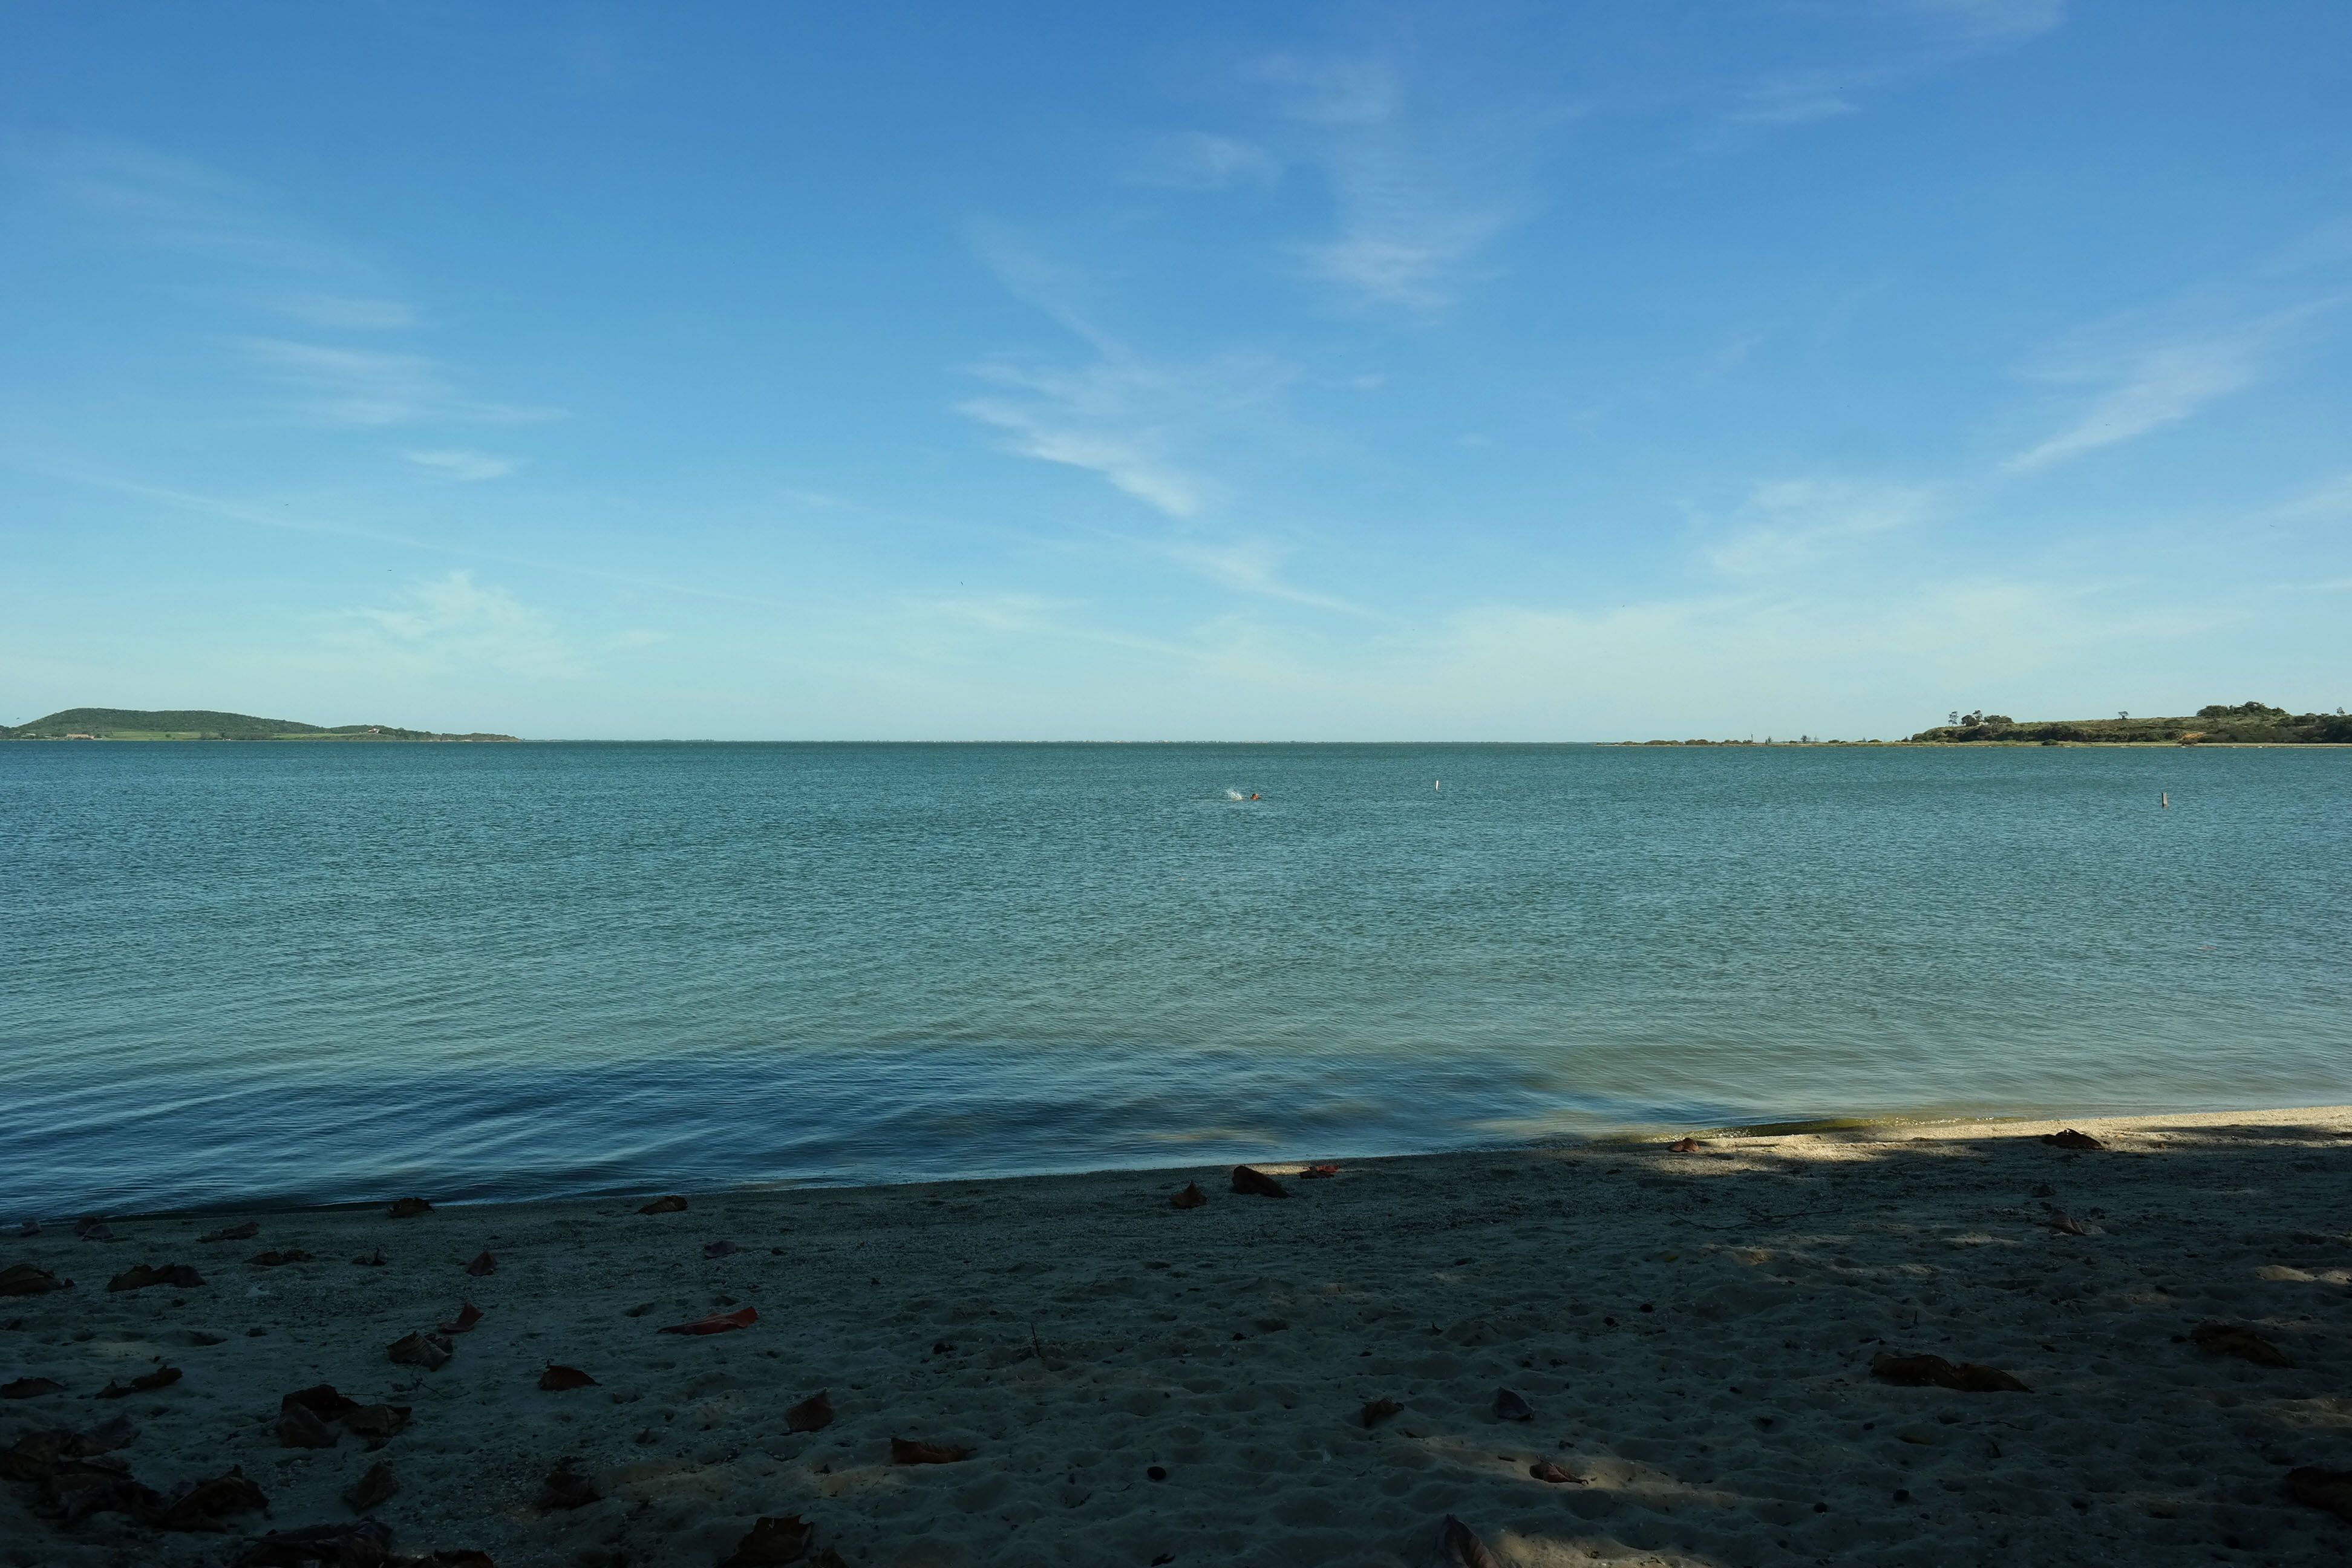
<box><xmin>2190</xmin><ymin>1322</ymin><xmax>2293</xmax><ymax>1367</ymax></box>
<box><xmin>106</xmin><ymin>1263</ymin><xmax>204</xmax><ymax>1292</ymax></box>
<box><xmin>535</xmin><ymin>1460</ymin><xmax>599</xmax><ymax>1511</ymax></box>
<box><xmin>890</xmin><ymin>1437</ymin><xmax>972</xmax><ymax>1465</ymax></box>
<box><xmin>275</xmin><ymin>1400</ymin><xmax>339</xmax><ymax>1449</ymax></box>
<box><xmin>352</xmin><ymin>1249</ymin><xmax>388</xmax><ymax>1266</ymax></box>
<box><xmin>1361</xmin><ymin>1397</ymin><xmax>1403</xmax><ymax>1428</ymax></box>
<box><xmin>343</xmin><ymin>1460</ymin><xmax>399</xmax><ymax>1513</ymax></box>
<box><xmin>538</xmin><ymin>1365</ymin><xmax>598</xmax><ymax>1391</ymax></box>
<box><xmin>1666</xmin><ymin>1136</ymin><xmax>1705</xmax><ymax>1153</ymax></box>
<box><xmin>0</xmin><ymin>1263</ymin><xmax>71</xmax><ymax>1296</ymax></box>
<box><xmin>200</xmin><ymin>1222</ymin><xmax>260</xmax><ymax>1243</ymax></box>
<box><xmin>151</xmin><ymin>1468</ymin><xmax>268</xmax><ymax>1531</ymax></box>
<box><xmin>2046</xmin><ymin>1209</ymin><xmax>2089</xmax><ymax>1236</ymax></box>
<box><xmin>659</xmin><ymin>1307</ymin><xmax>758</xmax><ymax>1336</ymax></box>
<box><xmin>232</xmin><ymin>1520</ymin><xmax>392</xmax><ymax>1567</ymax></box>
<box><xmin>440</xmin><ymin>1302</ymin><xmax>484</xmax><ymax>1334</ymax></box>
<box><xmin>388</xmin><ymin>1331</ymin><xmax>454</xmax><ymax>1370</ymax></box>
<box><xmin>1432</xmin><ymin>1514</ymin><xmax>1503</xmax><ymax>1568</ymax></box>
<box><xmin>342</xmin><ymin>1404</ymin><xmax>411</xmax><ymax>1446</ymax></box>
<box><xmin>463</xmin><ymin>1250</ymin><xmax>497</xmax><ymax>1276</ymax></box>
<box><xmin>2040</xmin><ymin>1129</ymin><xmax>2105</xmax><ymax>1150</ymax></box>
<box><xmin>1493</xmin><ymin>1387</ymin><xmax>1534</xmax><ymax>1422</ymax></box>
<box><xmin>2</xmin><ymin>1377</ymin><xmax>65</xmax><ymax>1398</ymax></box>
<box><xmin>97</xmin><ymin>1365</ymin><xmax>181</xmax><ymax>1399</ymax></box>
<box><xmin>387</xmin><ymin>1197</ymin><xmax>433</xmax><ymax>1218</ymax></box>
<box><xmin>248</xmin><ymin>1249</ymin><xmax>314</xmax><ymax>1267</ymax></box>
<box><xmin>1870</xmin><ymin>1351</ymin><xmax>2028</xmax><ymax>1392</ymax></box>
<box><xmin>2287</xmin><ymin>1466</ymin><xmax>2352</xmax><ymax>1522</ymax></box>
<box><xmin>1169</xmin><ymin>1183</ymin><xmax>1207</xmax><ymax>1209</ymax></box>
<box><xmin>785</xmin><ymin>1389</ymin><xmax>835</xmax><ymax>1432</ymax></box>
<box><xmin>703</xmin><ymin>1240</ymin><xmax>739</xmax><ymax>1258</ymax></box>
<box><xmin>1529</xmin><ymin>1460</ymin><xmax>1583</xmax><ymax>1484</ymax></box>
<box><xmin>719</xmin><ymin>1514</ymin><xmax>815</xmax><ymax>1566</ymax></box>
<box><xmin>1301</xmin><ymin>1163</ymin><xmax>1340</xmax><ymax>1179</ymax></box>
<box><xmin>639</xmin><ymin>1195</ymin><xmax>689</xmax><ymax>1215</ymax></box>
<box><xmin>1230</xmin><ymin>1165</ymin><xmax>1288</xmax><ymax>1198</ymax></box>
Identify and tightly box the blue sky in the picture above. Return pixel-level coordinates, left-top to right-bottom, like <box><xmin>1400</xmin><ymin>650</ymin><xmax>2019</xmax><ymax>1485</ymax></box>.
<box><xmin>4</xmin><ymin>1</ymin><xmax>2348</xmax><ymax>739</ymax></box>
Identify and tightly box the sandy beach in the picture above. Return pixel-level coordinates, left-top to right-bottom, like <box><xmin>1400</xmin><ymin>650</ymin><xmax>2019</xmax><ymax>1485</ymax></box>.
<box><xmin>6</xmin><ymin>1106</ymin><xmax>2351</xmax><ymax>1567</ymax></box>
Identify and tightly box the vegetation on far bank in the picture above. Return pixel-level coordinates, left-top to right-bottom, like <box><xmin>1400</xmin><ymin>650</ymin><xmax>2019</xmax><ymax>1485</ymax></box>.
<box><xmin>1907</xmin><ymin>702</ymin><xmax>2351</xmax><ymax>746</ymax></box>
<box><xmin>1</xmin><ymin>707</ymin><xmax>517</xmax><ymax>742</ymax></box>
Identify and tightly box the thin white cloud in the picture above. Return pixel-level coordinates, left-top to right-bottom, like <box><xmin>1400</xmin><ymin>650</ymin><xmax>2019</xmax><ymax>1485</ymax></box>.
<box><xmin>1132</xmin><ymin>132</ymin><xmax>1279</xmax><ymax>191</ymax></box>
<box><xmin>1909</xmin><ymin>0</ymin><xmax>2067</xmax><ymax>46</ymax></box>
<box><xmin>12</xmin><ymin>136</ymin><xmax>345</xmax><ymax>270</ymax></box>
<box><xmin>1728</xmin><ymin>77</ymin><xmax>1862</xmax><ymax>127</ymax></box>
<box><xmin>2005</xmin><ymin>333</ymin><xmax>2264</xmax><ymax>473</ymax></box>
<box><xmin>1270</xmin><ymin>57</ymin><xmax>1523</xmax><ymax>313</ymax></box>
<box><xmin>1159</xmin><ymin>537</ymin><xmax>1373</xmax><ymax>616</ymax></box>
<box><xmin>958</xmin><ymin>232</ymin><xmax>1288</xmax><ymax>518</ymax></box>
<box><xmin>243</xmin><ymin>338</ymin><xmax>564</xmax><ymax>428</ymax></box>
<box><xmin>1703</xmin><ymin>478</ymin><xmax>1936</xmax><ymax>575</ymax></box>
<box><xmin>333</xmin><ymin>571</ymin><xmax>581</xmax><ymax>679</ymax></box>
<box><xmin>404</xmin><ymin>449</ymin><xmax>522</xmax><ymax>482</ymax></box>
<box><xmin>278</xmin><ymin>295</ymin><xmax>419</xmax><ymax>330</ymax></box>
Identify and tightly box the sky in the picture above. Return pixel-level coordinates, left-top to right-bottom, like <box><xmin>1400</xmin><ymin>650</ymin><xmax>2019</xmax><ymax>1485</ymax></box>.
<box><xmin>3</xmin><ymin>1</ymin><xmax>2348</xmax><ymax>740</ymax></box>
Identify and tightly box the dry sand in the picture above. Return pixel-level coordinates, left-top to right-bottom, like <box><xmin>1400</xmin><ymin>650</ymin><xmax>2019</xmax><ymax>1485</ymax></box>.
<box><xmin>6</xmin><ymin>1106</ymin><xmax>2352</xmax><ymax>1567</ymax></box>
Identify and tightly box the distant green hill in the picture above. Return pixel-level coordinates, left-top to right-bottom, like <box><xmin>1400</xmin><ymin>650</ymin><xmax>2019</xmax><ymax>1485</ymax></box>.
<box><xmin>1</xmin><ymin>707</ymin><xmax>517</xmax><ymax>741</ymax></box>
<box><xmin>1910</xmin><ymin>702</ymin><xmax>2351</xmax><ymax>745</ymax></box>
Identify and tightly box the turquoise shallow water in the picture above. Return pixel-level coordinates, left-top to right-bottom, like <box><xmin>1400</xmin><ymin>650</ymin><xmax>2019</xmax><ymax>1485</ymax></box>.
<box><xmin>2</xmin><ymin>742</ymin><xmax>2347</xmax><ymax>1216</ymax></box>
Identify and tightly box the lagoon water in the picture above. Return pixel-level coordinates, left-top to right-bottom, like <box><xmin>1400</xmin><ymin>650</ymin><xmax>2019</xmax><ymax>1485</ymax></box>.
<box><xmin>3</xmin><ymin>741</ymin><xmax>2348</xmax><ymax>1217</ymax></box>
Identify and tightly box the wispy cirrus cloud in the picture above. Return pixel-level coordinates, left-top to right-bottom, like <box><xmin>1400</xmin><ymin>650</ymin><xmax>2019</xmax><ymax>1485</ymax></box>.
<box><xmin>1717</xmin><ymin>0</ymin><xmax>2065</xmax><ymax>140</ymax></box>
<box><xmin>403</xmin><ymin>448</ymin><xmax>523</xmax><ymax>482</ymax></box>
<box><xmin>1702</xmin><ymin>477</ymin><xmax>1936</xmax><ymax>575</ymax></box>
<box><xmin>243</xmin><ymin>339</ymin><xmax>563</xmax><ymax>429</ymax></box>
<box><xmin>332</xmin><ymin>571</ymin><xmax>581</xmax><ymax>679</ymax></box>
<box><xmin>1131</xmin><ymin>132</ymin><xmax>1279</xmax><ymax>191</ymax></box>
<box><xmin>2004</xmin><ymin>334</ymin><xmax>2265</xmax><ymax>472</ymax></box>
<box><xmin>1159</xmin><ymin>537</ymin><xmax>1373</xmax><ymax>616</ymax></box>
<box><xmin>958</xmin><ymin>229</ymin><xmax>1288</xmax><ymax>518</ymax></box>
<box><xmin>276</xmin><ymin>295</ymin><xmax>419</xmax><ymax>331</ymax></box>
<box><xmin>1268</xmin><ymin>57</ymin><xmax>1526</xmax><ymax>313</ymax></box>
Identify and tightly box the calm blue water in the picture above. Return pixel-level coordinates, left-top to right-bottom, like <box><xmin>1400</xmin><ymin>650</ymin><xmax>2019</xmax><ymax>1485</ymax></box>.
<box><xmin>3</xmin><ymin>742</ymin><xmax>2348</xmax><ymax>1217</ymax></box>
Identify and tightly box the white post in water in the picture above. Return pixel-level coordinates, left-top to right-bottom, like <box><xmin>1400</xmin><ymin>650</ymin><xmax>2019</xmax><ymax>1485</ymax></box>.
<box><xmin>2161</xmin><ymin>792</ymin><xmax>2169</xmax><ymax>808</ymax></box>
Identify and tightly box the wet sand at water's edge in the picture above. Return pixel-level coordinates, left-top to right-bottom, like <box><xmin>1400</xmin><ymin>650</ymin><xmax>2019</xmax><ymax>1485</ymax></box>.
<box><xmin>5</xmin><ymin>1106</ymin><xmax>2351</xmax><ymax>1566</ymax></box>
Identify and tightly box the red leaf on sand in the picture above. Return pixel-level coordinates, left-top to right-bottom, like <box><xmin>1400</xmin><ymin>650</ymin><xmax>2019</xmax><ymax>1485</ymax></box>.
<box><xmin>463</xmin><ymin>1250</ymin><xmax>497</xmax><ymax>1276</ymax></box>
<box><xmin>1169</xmin><ymin>1183</ymin><xmax>1207</xmax><ymax>1210</ymax></box>
<box><xmin>1493</xmin><ymin>1387</ymin><xmax>1534</xmax><ymax>1422</ymax></box>
<box><xmin>659</xmin><ymin>1307</ymin><xmax>757</xmax><ymax>1336</ymax></box>
<box><xmin>0</xmin><ymin>1263</ymin><xmax>71</xmax><ymax>1296</ymax></box>
<box><xmin>1301</xmin><ymin>1163</ymin><xmax>1340</xmax><ymax>1179</ymax></box>
<box><xmin>2191</xmin><ymin>1322</ymin><xmax>2293</xmax><ymax>1367</ymax></box>
<box><xmin>2287</xmin><ymin>1466</ymin><xmax>2352</xmax><ymax>1522</ymax></box>
<box><xmin>388</xmin><ymin>1331</ymin><xmax>454</xmax><ymax>1370</ymax></box>
<box><xmin>200</xmin><ymin>1222</ymin><xmax>260</xmax><ymax>1243</ymax></box>
<box><xmin>2</xmin><ymin>1377</ymin><xmax>64</xmax><ymax>1398</ymax></box>
<box><xmin>1361</xmin><ymin>1397</ymin><xmax>1403</xmax><ymax>1428</ymax></box>
<box><xmin>535</xmin><ymin>1460</ymin><xmax>598</xmax><ymax>1511</ymax></box>
<box><xmin>719</xmin><ymin>1514</ymin><xmax>815</xmax><ymax>1567</ymax></box>
<box><xmin>538</xmin><ymin>1365</ymin><xmax>597</xmax><ymax>1391</ymax></box>
<box><xmin>1432</xmin><ymin>1514</ymin><xmax>1502</xmax><ymax>1568</ymax></box>
<box><xmin>97</xmin><ymin>1365</ymin><xmax>181</xmax><ymax>1399</ymax></box>
<box><xmin>1230</xmin><ymin>1165</ymin><xmax>1288</xmax><ymax>1198</ymax></box>
<box><xmin>1666</xmin><ymin>1136</ymin><xmax>1704</xmax><ymax>1154</ymax></box>
<box><xmin>785</xmin><ymin>1390</ymin><xmax>834</xmax><ymax>1432</ymax></box>
<box><xmin>638</xmin><ymin>1195</ymin><xmax>688</xmax><ymax>1215</ymax></box>
<box><xmin>440</xmin><ymin>1302</ymin><xmax>484</xmax><ymax>1333</ymax></box>
<box><xmin>387</xmin><ymin>1197</ymin><xmax>433</xmax><ymax>1218</ymax></box>
<box><xmin>890</xmin><ymin>1437</ymin><xmax>971</xmax><ymax>1465</ymax></box>
<box><xmin>1870</xmin><ymin>1351</ymin><xmax>2028</xmax><ymax>1392</ymax></box>
<box><xmin>1529</xmin><ymin>1460</ymin><xmax>1583</xmax><ymax>1484</ymax></box>
<box><xmin>2040</xmin><ymin>1129</ymin><xmax>2105</xmax><ymax>1151</ymax></box>
<box><xmin>703</xmin><ymin>1240</ymin><xmax>739</xmax><ymax>1258</ymax></box>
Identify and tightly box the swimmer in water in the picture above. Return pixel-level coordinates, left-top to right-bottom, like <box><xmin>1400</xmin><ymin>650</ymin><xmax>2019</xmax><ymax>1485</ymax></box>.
<box><xmin>1249</xmin><ymin>792</ymin><xmax>1259</xmax><ymax>800</ymax></box>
